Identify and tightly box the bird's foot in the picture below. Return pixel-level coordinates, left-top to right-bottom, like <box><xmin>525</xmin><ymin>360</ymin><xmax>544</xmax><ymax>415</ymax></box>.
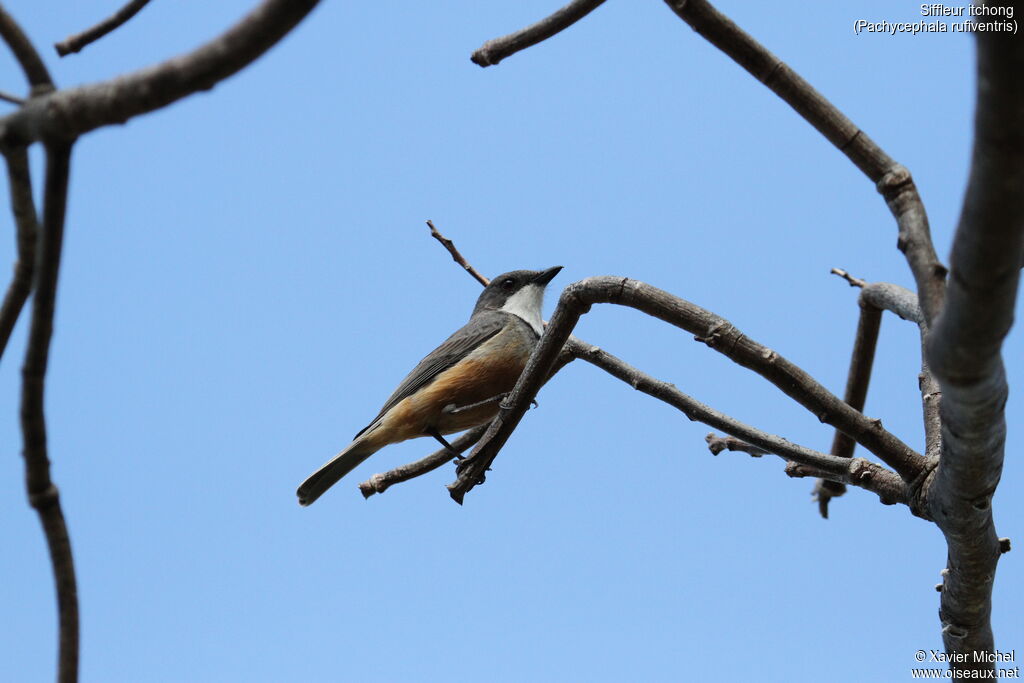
<box><xmin>455</xmin><ymin>455</ymin><xmax>490</xmax><ymax>484</ymax></box>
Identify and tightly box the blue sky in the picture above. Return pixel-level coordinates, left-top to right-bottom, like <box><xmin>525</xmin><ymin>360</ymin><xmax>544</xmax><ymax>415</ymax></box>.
<box><xmin>1</xmin><ymin>2</ymin><xmax>1020</xmax><ymax>681</ymax></box>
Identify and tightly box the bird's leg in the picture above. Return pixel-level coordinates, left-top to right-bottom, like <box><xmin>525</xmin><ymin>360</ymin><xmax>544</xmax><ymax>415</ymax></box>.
<box><xmin>443</xmin><ymin>393</ymin><xmax>510</xmax><ymax>416</ymax></box>
<box><xmin>426</xmin><ymin>428</ymin><xmax>463</xmax><ymax>460</ymax></box>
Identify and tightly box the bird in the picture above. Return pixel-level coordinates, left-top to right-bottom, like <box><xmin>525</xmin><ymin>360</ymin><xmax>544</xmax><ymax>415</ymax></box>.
<box><xmin>297</xmin><ymin>266</ymin><xmax>563</xmax><ymax>505</ymax></box>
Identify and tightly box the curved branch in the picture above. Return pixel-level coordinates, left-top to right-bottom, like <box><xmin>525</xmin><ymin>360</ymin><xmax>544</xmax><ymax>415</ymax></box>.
<box><xmin>450</xmin><ymin>277</ymin><xmax>925</xmax><ymax>503</ymax></box>
<box><xmin>858</xmin><ymin>282</ymin><xmax>942</xmax><ymax>463</ymax></box>
<box><xmin>662</xmin><ymin>0</ymin><xmax>946</xmax><ymax>325</ymax></box>
<box><xmin>22</xmin><ymin>142</ymin><xmax>77</xmax><ymax>683</ymax></box>
<box><xmin>819</xmin><ymin>277</ymin><xmax>937</xmax><ymax>518</ymax></box>
<box><xmin>860</xmin><ymin>282</ymin><xmax>922</xmax><ymax>324</ymax></box>
<box><xmin>924</xmin><ymin>28</ymin><xmax>1024</xmax><ymax>666</ymax></box>
<box><xmin>0</xmin><ymin>147</ymin><xmax>39</xmax><ymax>360</ymax></box>
<box><xmin>0</xmin><ymin>5</ymin><xmax>53</xmax><ymax>91</ymax></box>
<box><xmin>54</xmin><ymin>0</ymin><xmax>152</xmax><ymax>57</ymax></box>
<box><xmin>471</xmin><ymin>0</ymin><xmax>607</xmax><ymax>67</ymax></box>
<box><xmin>0</xmin><ymin>0</ymin><xmax>320</xmax><ymax>146</ymax></box>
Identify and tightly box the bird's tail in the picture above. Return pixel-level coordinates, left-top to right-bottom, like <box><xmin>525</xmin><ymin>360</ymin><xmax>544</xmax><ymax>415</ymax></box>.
<box><xmin>297</xmin><ymin>437</ymin><xmax>380</xmax><ymax>506</ymax></box>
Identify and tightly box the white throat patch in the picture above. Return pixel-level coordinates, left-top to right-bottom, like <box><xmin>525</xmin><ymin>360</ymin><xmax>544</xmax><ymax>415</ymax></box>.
<box><xmin>500</xmin><ymin>284</ymin><xmax>545</xmax><ymax>335</ymax></box>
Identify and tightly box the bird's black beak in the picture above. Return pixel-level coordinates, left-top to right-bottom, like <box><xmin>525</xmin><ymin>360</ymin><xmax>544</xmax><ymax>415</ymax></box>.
<box><xmin>533</xmin><ymin>266</ymin><xmax>563</xmax><ymax>286</ymax></box>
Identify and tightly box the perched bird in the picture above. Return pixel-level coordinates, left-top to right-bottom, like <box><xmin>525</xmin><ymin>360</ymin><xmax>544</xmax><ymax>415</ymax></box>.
<box><xmin>297</xmin><ymin>266</ymin><xmax>563</xmax><ymax>505</ymax></box>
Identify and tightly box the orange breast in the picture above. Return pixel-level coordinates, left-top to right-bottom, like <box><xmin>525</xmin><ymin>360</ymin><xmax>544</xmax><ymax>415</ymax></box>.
<box><xmin>364</xmin><ymin>323</ymin><xmax>536</xmax><ymax>448</ymax></box>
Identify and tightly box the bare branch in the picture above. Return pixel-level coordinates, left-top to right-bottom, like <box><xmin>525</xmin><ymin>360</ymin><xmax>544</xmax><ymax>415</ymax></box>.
<box><xmin>922</xmin><ymin>26</ymin><xmax>1024</xmax><ymax>665</ymax></box>
<box><xmin>0</xmin><ymin>4</ymin><xmax>53</xmax><ymax>91</ymax></box>
<box><xmin>359</xmin><ymin>425</ymin><xmax>488</xmax><ymax>499</ymax></box>
<box><xmin>426</xmin><ymin>220</ymin><xmax>489</xmax><ymax>286</ymax></box>
<box><xmin>0</xmin><ymin>0</ymin><xmax>320</xmax><ymax>146</ymax></box>
<box><xmin>471</xmin><ymin>0</ymin><xmax>607</xmax><ymax>67</ymax></box>
<box><xmin>0</xmin><ymin>147</ymin><xmax>38</xmax><ymax>360</ymax></box>
<box><xmin>572</xmin><ymin>341</ymin><xmax>905</xmax><ymax>506</ymax></box>
<box><xmin>830</xmin><ymin>302</ymin><xmax>882</xmax><ymax>461</ymax></box>
<box><xmin>54</xmin><ymin>0</ymin><xmax>152</xmax><ymax>57</ymax></box>
<box><xmin>784</xmin><ymin>457</ymin><xmax>898</xmax><ymax>502</ymax></box>
<box><xmin>705</xmin><ymin>433</ymin><xmax>766</xmax><ymax>457</ymax></box>
<box><xmin>663</xmin><ymin>0</ymin><xmax>946</xmax><ymax>325</ymax></box>
<box><xmin>450</xmin><ymin>277</ymin><xmax>925</xmax><ymax>503</ymax></box>
<box><xmin>21</xmin><ymin>141</ymin><xmax>77</xmax><ymax>683</ymax></box>
<box><xmin>817</xmin><ymin>297</ymin><xmax>882</xmax><ymax>517</ymax></box>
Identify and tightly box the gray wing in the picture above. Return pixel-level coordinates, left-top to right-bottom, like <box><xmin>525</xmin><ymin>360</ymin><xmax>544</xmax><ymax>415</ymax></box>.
<box><xmin>353</xmin><ymin>310</ymin><xmax>509</xmax><ymax>438</ymax></box>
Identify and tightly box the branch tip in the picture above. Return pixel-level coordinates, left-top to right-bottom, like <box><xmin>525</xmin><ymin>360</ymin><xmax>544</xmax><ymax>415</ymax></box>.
<box><xmin>471</xmin><ymin>0</ymin><xmax>607</xmax><ymax>67</ymax></box>
<box><xmin>54</xmin><ymin>0</ymin><xmax>152</xmax><ymax>57</ymax></box>
<box><xmin>830</xmin><ymin>267</ymin><xmax>867</xmax><ymax>288</ymax></box>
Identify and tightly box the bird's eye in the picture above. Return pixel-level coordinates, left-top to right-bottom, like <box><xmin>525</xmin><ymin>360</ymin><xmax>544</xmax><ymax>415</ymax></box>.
<box><xmin>501</xmin><ymin>278</ymin><xmax>515</xmax><ymax>290</ymax></box>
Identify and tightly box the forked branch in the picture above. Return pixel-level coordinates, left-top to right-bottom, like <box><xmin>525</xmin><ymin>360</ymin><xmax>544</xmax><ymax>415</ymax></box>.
<box><xmin>359</xmin><ymin>425</ymin><xmax>488</xmax><ymax>498</ymax></box>
<box><xmin>570</xmin><ymin>340</ymin><xmax>906</xmax><ymax>507</ymax></box>
<box><xmin>0</xmin><ymin>0</ymin><xmax>321</xmax><ymax>146</ymax></box>
<box><xmin>450</xmin><ymin>277</ymin><xmax>925</xmax><ymax>503</ymax></box>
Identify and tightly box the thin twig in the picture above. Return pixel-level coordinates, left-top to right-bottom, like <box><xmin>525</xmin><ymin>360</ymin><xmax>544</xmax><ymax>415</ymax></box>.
<box><xmin>817</xmin><ymin>295</ymin><xmax>882</xmax><ymax>518</ymax></box>
<box><xmin>0</xmin><ymin>4</ymin><xmax>54</xmax><ymax>91</ymax></box>
<box><xmin>0</xmin><ymin>147</ymin><xmax>39</xmax><ymax>360</ymax></box>
<box><xmin>0</xmin><ymin>89</ymin><xmax>25</xmax><ymax>105</ymax></box>
<box><xmin>705</xmin><ymin>433</ymin><xmax>766</xmax><ymax>457</ymax></box>
<box><xmin>571</xmin><ymin>341</ymin><xmax>905</xmax><ymax>506</ymax></box>
<box><xmin>358</xmin><ymin>425</ymin><xmax>487</xmax><ymax>498</ymax></box>
<box><xmin>830</xmin><ymin>267</ymin><xmax>866</xmax><ymax>288</ymax></box>
<box><xmin>55</xmin><ymin>0</ymin><xmax>152</xmax><ymax>57</ymax></box>
<box><xmin>663</xmin><ymin>0</ymin><xmax>946</xmax><ymax>325</ymax></box>
<box><xmin>450</xmin><ymin>277</ymin><xmax>925</xmax><ymax>503</ymax></box>
<box><xmin>22</xmin><ymin>141</ymin><xmax>77</xmax><ymax>683</ymax></box>
<box><xmin>426</xmin><ymin>220</ymin><xmax>489</xmax><ymax>286</ymax></box>
<box><xmin>471</xmin><ymin>0</ymin><xmax>607</xmax><ymax>67</ymax></box>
